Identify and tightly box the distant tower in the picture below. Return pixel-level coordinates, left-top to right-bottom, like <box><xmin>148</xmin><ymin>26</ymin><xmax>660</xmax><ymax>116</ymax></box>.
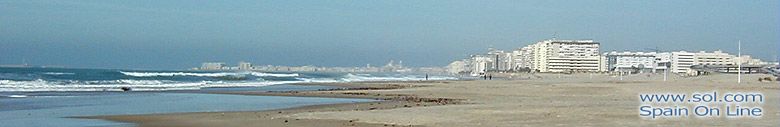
<box><xmin>238</xmin><ymin>61</ymin><xmax>252</xmax><ymax>70</ymax></box>
<box><xmin>386</xmin><ymin>60</ymin><xmax>395</xmax><ymax>67</ymax></box>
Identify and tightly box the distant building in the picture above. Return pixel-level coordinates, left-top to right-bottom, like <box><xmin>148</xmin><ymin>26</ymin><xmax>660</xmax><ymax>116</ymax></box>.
<box><xmin>513</xmin><ymin>46</ymin><xmax>535</xmax><ymax>71</ymax></box>
<box><xmin>604</xmin><ymin>51</ymin><xmax>656</xmax><ymax>73</ymax></box>
<box><xmin>693</xmin><ymin>50</ymin><xmax>734</xmax><ymax>66</ymax></box>
<box><xmin>383</xmin><ymin>60</ymin><xmax>406</xmax><ymax>72</ymax></box>
<box><xmin>448</xmin><ymin>38</ymin><xmax>773</xmax><ymax>76</ymax></box>
<box><xmin>238</xmin><ymin>61</ymin><xmax>253</xmax><ymax>70</ymax></box>
<box><xmin>528</xmin><ymin>39</ymin><xmax>604</xmax><ymax>73</ymax></box>
<box><xmin>471</xmin><ymin>55</ymin><xmax>493</xmax><ymax>76</ymax></box>
<box><xmin>486</xmin><ymin>48</ymin><xmax>513</xmax><ymax>72</ymax></box>
<box><xmin>201</xmin><ymin>62</ymin><xmax>225</xmax><ymax>70</ymax></box>
<box><xmin>735</xmin><ymin>55</ymin><xmax>769</xmax><ymax>65</ymax></box>
<box><xmin>654</xmin><ymin>52</ymin><xmax>672</xmax><ymax>73</ymax></box>
<box><xmin>447</xmin><ymin>60</ymin><xmax>468</xmax><ymax>75</ymax></box>
<box><xmin>669</xmin><ymin>51</ymin><xmax>696</xmax><ymax>74</ymax></box>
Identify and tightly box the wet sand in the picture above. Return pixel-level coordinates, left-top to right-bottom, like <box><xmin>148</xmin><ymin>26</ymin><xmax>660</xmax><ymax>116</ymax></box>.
<box><xmin>83</xmin><ymin>73</ymin><xmax>779</xmax><ymax>127</ymax></box>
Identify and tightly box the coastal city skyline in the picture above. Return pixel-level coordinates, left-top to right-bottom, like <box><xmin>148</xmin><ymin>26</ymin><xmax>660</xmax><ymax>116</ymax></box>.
<box><xmin>1</xmin><ymin>1</ymin><xmax>779</xmax><ymax>127</ymax></box>
<box><xmin>1</xmin><ymin>36</ymin><xmax>775</xmax><ymax>71</ymax></box>
<box><xmin>1</xmin><ymin>1</ymin><xmax>777</xmax><ymax>69</ymax></box>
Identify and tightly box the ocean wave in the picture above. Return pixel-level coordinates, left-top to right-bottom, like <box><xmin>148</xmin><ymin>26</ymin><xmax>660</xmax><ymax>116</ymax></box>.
<box><xmin>295</xmin><ymin>78</ymin><xmax>342</xmax><ymax>83</ymax></box>
<box><xmin>0</xmin><ymin>72</ymin><xmax>457</xmax><ymax>92</ymax></box>
<box><xmin>120</xmin><ymin>71</ymin><xmax>240</xmax><ymax>77</ymax></box>
<box><xmin>203</xmin><ymin>81</ymin><xmax>304</xmax><ymax>87</ymax></box>
<box><xmin>249</xmin><ymin>72</ymin><xmax>299</xmax><ymax>77</ymax></box>
<box><xmin>6</xmin><ymin>95</ymin><xmax>28</xmax><ymax>98</ymax></box>
<box><xmin>0</xmin><ymin>79</ymin><xmax>300</xmax><ymax>92</ymax></box>
<box><xmin>119</xmin><ymin>71</ymin><xmax>300</xmax><ymax>78</ymax></box>
<box><xmin>42</xmin><ymin>72</ymin><xmax>75</xmax><ymax>75</ymax></box>
<box><xmin>0</xmin><ymin>79</ymin><xmax>203</xmax><ymax>92</ymax></box>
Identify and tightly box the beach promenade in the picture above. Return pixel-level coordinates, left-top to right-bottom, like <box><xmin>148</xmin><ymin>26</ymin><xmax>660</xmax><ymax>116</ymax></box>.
<box><xmin>87</xmin><ymin>73</ymin><xmax>779</xmax><ymax>127</ymax></box>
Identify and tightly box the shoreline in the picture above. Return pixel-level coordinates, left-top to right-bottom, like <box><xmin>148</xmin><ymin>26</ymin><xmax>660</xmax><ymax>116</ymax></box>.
<box><xmin>79</xmin><ymin>74</ymin><xmax>780</xmax><ymax>127</ymax></box>
<box><xmin>79</xmin><ymin>80</ymin><xmax>464</xmax><ymax>127</ymax></box>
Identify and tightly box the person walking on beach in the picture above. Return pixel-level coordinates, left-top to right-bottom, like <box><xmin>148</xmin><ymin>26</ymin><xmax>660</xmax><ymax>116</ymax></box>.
<box><xmin>489</xmin><ymin>74</ymin><xmax>492</xmax><ymax>80</ymax></box>
<box><xmin>425</xmin><ymin>74</ymin><xmax>429</xmax><ymax>81</ymax></box>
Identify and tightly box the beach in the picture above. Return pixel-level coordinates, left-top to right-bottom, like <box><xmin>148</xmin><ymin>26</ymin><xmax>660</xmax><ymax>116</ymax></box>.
<box><xmin>85</xmin><ymin>73</ymin><xmax>779</xmax><ymax>127</ymax></box>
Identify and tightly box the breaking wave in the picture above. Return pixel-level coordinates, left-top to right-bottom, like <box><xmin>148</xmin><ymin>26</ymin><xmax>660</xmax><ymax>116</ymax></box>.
<box><xmin>43</xmin><ymin>72</ymin><xmax>75</xmax><ymax>75</ymax></box>
<box><xmin>0</xmin><ymin>79</ymin><xmax>298</xmax><ymax>92</ymax></box>
<box><xmin>119</xmin><ymin>71</ymin><xmax>241</xmax><ymax>77</ymax></box>
<box><xmin>5</xmin><ymin>95</ymin><xmax>28</xmax><ymax>98</ymax></box>
<box><xmin>119</xmin><ymin>71</ymin><xmax>300</xmax><ymax>78</ymax></box>
<box><xmin>249</xmin><ymin>72</ymin><xmax>299</xmax><ymax>77</ymax></box>
<box><xmin>0</xmin><ymin>67</ymin><xmax>458</xmax><ymax>92</ymax></box>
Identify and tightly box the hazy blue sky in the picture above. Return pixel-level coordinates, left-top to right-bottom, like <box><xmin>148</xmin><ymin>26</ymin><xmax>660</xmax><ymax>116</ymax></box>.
<box><xmin>1</xmin><ymin>0</ymin><xmax>778</xmax><ymax>69</ymax></box>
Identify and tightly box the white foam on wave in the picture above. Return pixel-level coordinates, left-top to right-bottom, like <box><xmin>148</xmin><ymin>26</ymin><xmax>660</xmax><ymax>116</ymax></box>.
<box><xmin>120</xmin><ymin>71</ymin><xmax>240</xmax><ymax>77</ymax></box>
<box><xmin>249</xmin><ymin>72</ymin><xmax>299</xmax><ymax>77</ymax></box>
<box><xmin>6</xmin><ymin>95</ymin><xmax>28</xmax><ymax>98</ymax></box>
<box><xmin>203</xmin><ymin>81</ymin><xmax>304</xmax><ymax>87</ymax></box>
<box><xmin>42</xmin><ymin>72</ymin><xmax>75</xmax><ymax>75</ymax></box>
<box><xmin>120</xmin><ymin>71</ymin><xmax>300</xmax><ymax>78</ymax></box>
<box><xmin>295</xmin><ymin>78</ymin><xmax>342</xmax><ymax>83</ymax></box>
<box><xmin>0</xmin><ymin>79</ymin><xmax>204</xmax><ymax>92</ymax></box>
<box><xmin>0</xmin><ymin>79</ymin><xmax>303</xmax><ymax>92</ymax></box>
<box><xmin>0</xmin><ymin>73</ymin><xmax>457</xmax><ymax>92</ymax></box>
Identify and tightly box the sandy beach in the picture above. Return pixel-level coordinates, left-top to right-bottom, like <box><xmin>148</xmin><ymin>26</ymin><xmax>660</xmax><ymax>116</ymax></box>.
<box><xmin>83</xmin><ymin>73</ymin><xmax>779</xmax><ymax>127</ymax></box>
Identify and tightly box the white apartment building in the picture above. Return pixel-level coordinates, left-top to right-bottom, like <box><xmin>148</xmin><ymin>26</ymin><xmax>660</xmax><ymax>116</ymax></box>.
<box><xmin>513</xmin><ymin>46</ymin><xmax>534</xmax><ymax>70</ymax></box>
<box><xmin>201</xmin><ymin>62</ymin><xmax>225</xmax><ymax>70</ymax></box>
<box><xmin>604</xmin><ymin>51</ymin><xmax>656</xmax><ymax>73</ymax></box>
<box><xmin>653</xmin><ymin>53</ymin><xmax>671</xmax><ymax>73</ymax></box>
<box><xmin>693</xmin><ymin>50</ymin><xmax>735</xmax><ymax>66</ymax></box>
<box><xmin>529</xmin><ymin>39</ymin><xmax>604</xmax><ymax>72</ymax></box>
<box><xmin>447</xmin><ymin>60</ymin><xmax>468</xmax><ymax>75</ymax></box>
<box><xmin>651</xmin><ymin>50</ymin><xmax>768</xmax><ymax>74</ymax></box>
<box><xmin>735</xmin><ymin>55</ymin><xmax>770</xmax><ymax>65</ymax></box>
<box><xmin>487</xmin><ymin>49</ymin><xmax>513</xmax><ymax>72</ymax></box>
<box><xmin>238</xmin><ymin>61</ymin><xmax>253</xmax><ymax>70</ymax></box>
<box><xmin>669</xmin><ymin>51</ymin><xmax>696</xmax><ymax>74</ymax></box>
<box><xmin>470</xmin><ymin>55</ymin><xmax>493</xmax><ymax>76</ymax></box>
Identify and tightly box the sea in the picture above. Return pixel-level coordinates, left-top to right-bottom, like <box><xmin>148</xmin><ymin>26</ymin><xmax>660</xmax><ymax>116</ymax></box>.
<box><xmin>0</xmin><ymin>67</ymin><xmax>456</xmax><ymax>127</ymax></box>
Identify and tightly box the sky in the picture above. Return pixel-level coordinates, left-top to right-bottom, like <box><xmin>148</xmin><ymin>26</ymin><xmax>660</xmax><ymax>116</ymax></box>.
<box><xmin>0</xmin><ymin>0</ymin><xmax>778</xmax><ymax>70</ymax></box>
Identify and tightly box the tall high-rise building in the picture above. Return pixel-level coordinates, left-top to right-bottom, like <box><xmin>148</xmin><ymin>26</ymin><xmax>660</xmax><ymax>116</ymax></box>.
<box><xmin>238</xmin><ymin>61</ymin><xmax>253</xmax><ymax>70</ymax></box>
<box><xmin>528</xmin><ymin>39</ymin><xmax>604</xmax><ymax>72</ymax></box>
<box><xmin>669</xmin><ymin>51</ymin><xmax>695</xmax><ymax>74</ymax></box>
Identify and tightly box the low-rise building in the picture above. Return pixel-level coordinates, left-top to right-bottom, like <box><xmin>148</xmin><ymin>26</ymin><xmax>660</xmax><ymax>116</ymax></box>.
<box><xmin>604</xmin><ymin>51</ymin><xmax>656</xmax><ymax>73</ymax></box>
<box><xmin>200</xmin><ymin>62</ymin><xmax>225</xmax><ymax>70</ymax></box>
<box><xmin>693</xmin><ymin>50</ymin><xmax>734</xmax><ymax>66</ymax></box>
<box><xmin>669</xmin><ymin>51</ymin><xmax>696</xmax><ymax>74</ymax></box>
